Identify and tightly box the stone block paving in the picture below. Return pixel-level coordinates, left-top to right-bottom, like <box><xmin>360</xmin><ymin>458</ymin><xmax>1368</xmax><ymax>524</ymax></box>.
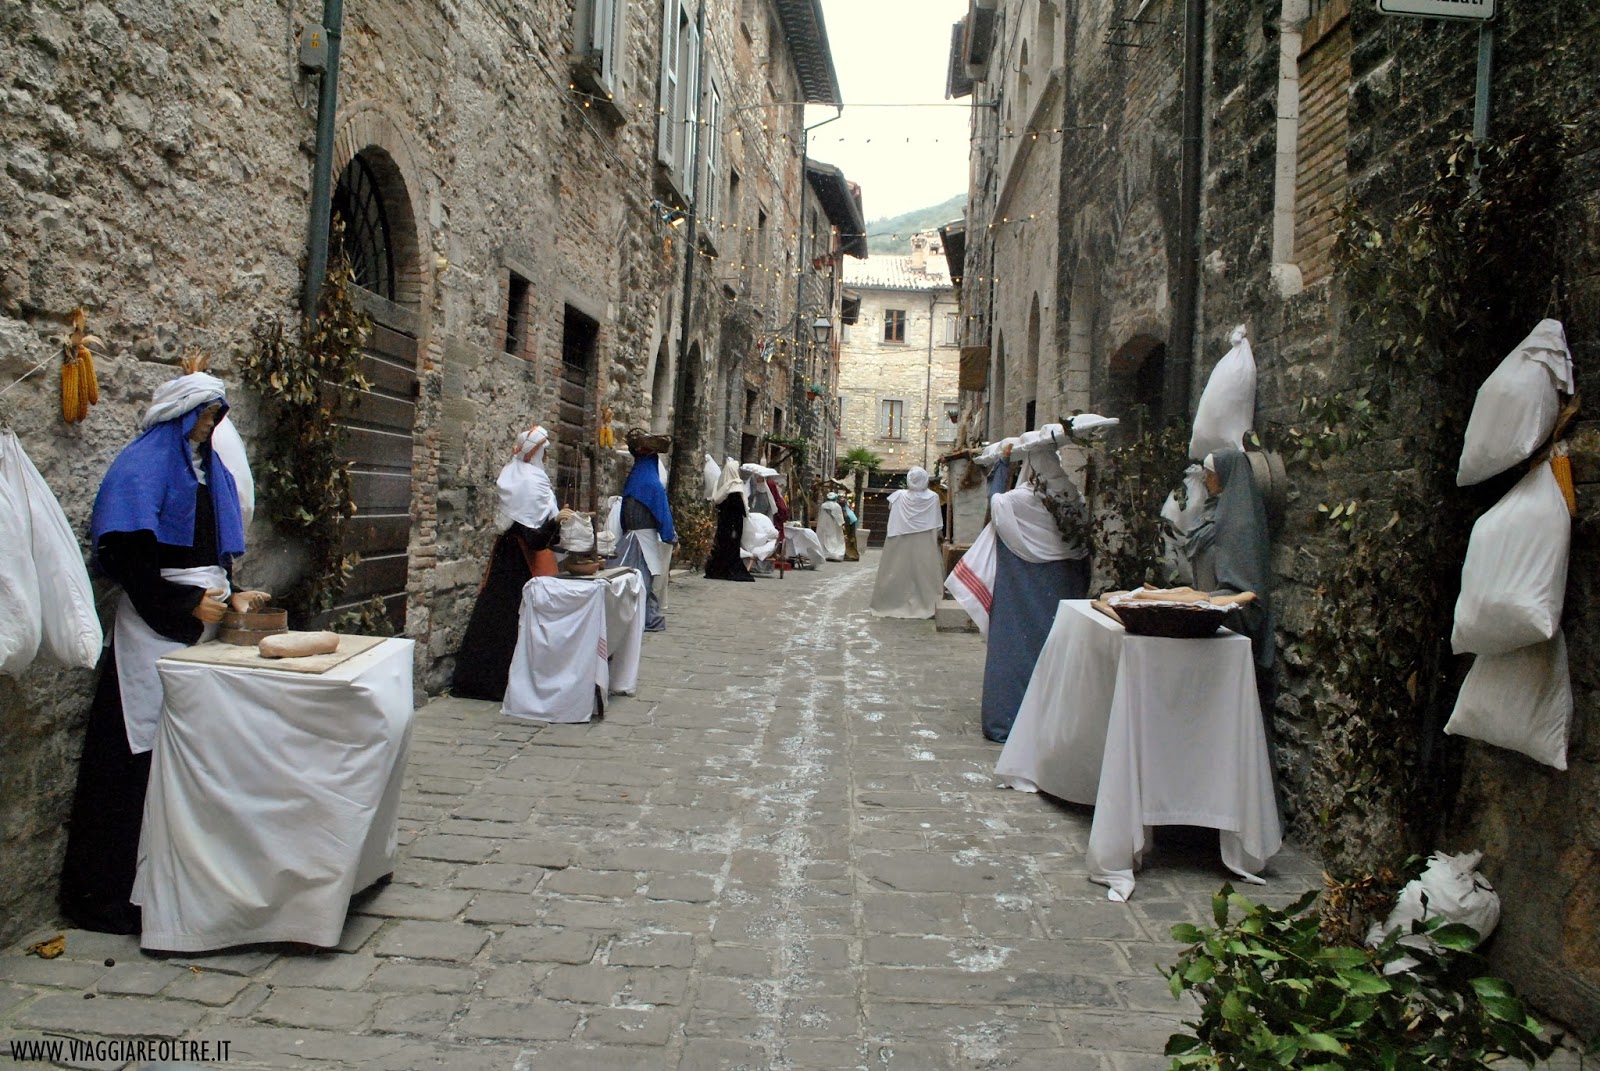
<box><xmin>0</xmin><ymin>561</ymin><xmax>1581</xmax><ymax>1069</ymax></box>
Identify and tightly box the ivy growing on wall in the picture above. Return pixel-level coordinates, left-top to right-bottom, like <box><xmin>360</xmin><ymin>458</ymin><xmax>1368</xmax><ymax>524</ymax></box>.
<box><xmin>242</xmin><ymin>255</ymin><xmax>376</xmax><ymax>627</ymax></box>
<box><xmin>1083</xmin><ymin>414</ymin><xmax>1193</xmax><ymax>593</ymax></box>
<box><xmin>1275</xmin><ymin>125</ymin><xmax>1570</xmax><ymax>881</ymax></box>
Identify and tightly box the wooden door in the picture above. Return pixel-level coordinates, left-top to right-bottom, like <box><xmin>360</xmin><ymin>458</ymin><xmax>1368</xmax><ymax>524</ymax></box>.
<box><xmin>327</xmin><ymin>291</ymin><xmax>419</xmax><ymax>629</ymax></box>
<box><xmin>556</xmin><ymin>307</ymin><xmax>598</xmax><ymax>509</ymax></box>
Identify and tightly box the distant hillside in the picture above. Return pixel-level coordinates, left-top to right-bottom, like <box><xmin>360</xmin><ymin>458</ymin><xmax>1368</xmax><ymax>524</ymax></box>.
<box><xmin>865</xmin><ymin>194</ymin><xmax>966</xmax><ymax>255</ymax></box>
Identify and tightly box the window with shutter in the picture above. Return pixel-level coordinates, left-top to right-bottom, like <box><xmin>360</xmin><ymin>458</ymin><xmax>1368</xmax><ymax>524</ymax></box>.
<box><xmin>573</xmin><ymin>0</ymin><xmax>626</xmax><ymax>110</ymax></box>
<box><xmin>937</xmin><ymin>401</ymin><xmax>959</xmax><ymax>442</ymax></box>
<box><xmin>837</xmin><ymin>396</ymin><xmax>847</xmax><ymax>437</ymax></box>
<box><xmin>657</xmin><ymin>0</ymin><xmax>680</xmax><ymax>168</ymax></box>
<box><xmin>681</xmin><ymin>17</ymin><xmax>701</xmax><ymax>196</ymax></box>
<box><xmin>703</xmin><ymin>81</ymin><xmax>722</xmax><ymax>227</ymax></box>
<box><xmin>879</xmin><ymin>399</ymin><xmax>904</xmax><ymax>440</ymax></box>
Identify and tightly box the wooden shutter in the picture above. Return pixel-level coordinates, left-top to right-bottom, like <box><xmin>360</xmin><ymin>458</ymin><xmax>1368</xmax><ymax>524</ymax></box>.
<box><xmin>703</xmin><ymin>81</ymin><xmax>722</xmax><ymax>224</ymax></box>
<box><xmin>657</xmin><ymin>0</ymin><xmax>679</xmax><ymax>167</ymax></box>
<box><xmin>681</xmin><ymin>14</ymin><xmax>701</xmax><ymax>196</ymax></box>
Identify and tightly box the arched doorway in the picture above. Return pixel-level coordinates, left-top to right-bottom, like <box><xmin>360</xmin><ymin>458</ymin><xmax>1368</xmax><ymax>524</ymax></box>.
<box><xmin>326</xmin><ymin>144</ymin><xmax>422</xmax><ymax>631</ymax></box>
<box><xmin>1107</xmin><ymin>333</ymin><xmax>1168</xmax><ymax>440</ymax></box>
<box><xmin>650</xmin><ymin>335</ymin><xmax>673</xmax><ymax>434</ymax></box>
<box><xmin>989</xmin><ymin>330</ymin><xmax>1007</xmax><ymax>434</ymax></box>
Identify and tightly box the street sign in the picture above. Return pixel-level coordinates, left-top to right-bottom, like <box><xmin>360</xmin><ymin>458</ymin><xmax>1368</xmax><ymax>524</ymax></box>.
<box><xmin>1377</xmin><ymin>0</ymin><xmax>1494</xmax><ymax>21</ymax></box>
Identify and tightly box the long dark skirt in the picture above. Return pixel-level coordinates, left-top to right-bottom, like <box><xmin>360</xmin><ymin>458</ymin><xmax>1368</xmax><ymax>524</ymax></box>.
<box><xmin>452</xmin><ymin>532</ymin><xmax>536</xmax><ymax>701</ymax></box>
<box><xmin>704</xmin><ymin>498</ymin><xmax>754</xmax><ymax>582</ymax></box>
<box><xmin>981</xmin><ymin>542</ymin><xmax>1089</xmax><ymax>743</ymax></box>
<box><xmin>59</xmin><ymin>645</ymin><xmax>149</xmax><ymax>935</ymax></box>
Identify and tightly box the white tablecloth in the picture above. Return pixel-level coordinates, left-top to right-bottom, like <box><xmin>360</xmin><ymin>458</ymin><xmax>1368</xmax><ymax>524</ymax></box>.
<box><xmin>135</xmin><ymin>637</ymin><xmax>416</xmax><ymax>951</ymax></box>
<box><xmin>598</xmin><ymin>569</ymin><xmax>646</xmax><ymax>695</ymax></box>
<box><xmin>503</xmin><ymin>570</ymin><xmax>646</xmax><ymax>722</ymax></box>
<box><xmin>995</xmin><ymin>601</ymin><xmax>1281</xmax><ymax>900</ymax></box>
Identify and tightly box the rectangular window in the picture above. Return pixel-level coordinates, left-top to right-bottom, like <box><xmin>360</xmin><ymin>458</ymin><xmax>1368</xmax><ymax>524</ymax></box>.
<box><xmin>656</xmin><ymin>0</ymin><xmax>701</xmax><ymax>195</ymax></box>
<box><xmin>884</xmin><ymin>309</ymin><xmax>906</xmax><ymax>343</ymax></box>
<box><xmin>703</xmin><ymin>80</ymin><xmax>722</xmax><ymax>226</ymax></box>
<box><xmin>744</xmin><ymin>388</ymin><xmax>759</xmax><ymax>427</ymax></box>
<box><xmin>1294</xmin><ymin>0</ymin><xmax>1351</xmax><ymax>287</ymax></box>
<box><xmin>773</xmin><ymin>406</ymin><xmax>784</xmax><ymax>435</ymax></box>
<box><xmin>937</xmin><ymin>401</ymin><xmax>960</xmax><ymax>442</ymax></box>
<box><xmin>943</xmin><ymin>313</ymin><xmax>960</xmax><ymax>346</ymax></box>
<box><xmin>503</xmin><ymin>271</ymin><xmax>531</xmax><ymax>358</ymax></box>
<box><xmin>878</xmin><ymin>399</ymin><xmax>905</xmax><ymax>440</ymax></box>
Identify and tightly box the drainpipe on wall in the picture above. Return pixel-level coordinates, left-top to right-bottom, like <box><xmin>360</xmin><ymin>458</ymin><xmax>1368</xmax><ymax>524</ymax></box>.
<box><xmin>923</xmin><ymin>290</ymin><xmax>937</xmax><ymax>470</ymax></box>
<box><xmin>1168</xmin><ymin>0</ymin><xmax>1205</xmax><ymax>422</ymax></box>
<box><xmin>301</xmin><ymin>0</ymin><xmax>346</xmax><ymax>320</ymax></box>
<box><xmin>667</xmin><ymin>0</ymin><xmax>709</xmax><ymax>502</ymax></box>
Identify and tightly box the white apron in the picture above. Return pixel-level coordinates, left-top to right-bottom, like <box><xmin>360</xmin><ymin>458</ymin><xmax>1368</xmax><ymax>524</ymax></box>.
<box><xmin>115</xmin><ymin>565</ymin><xmax>229</xmax><ymax>755</ymax></box>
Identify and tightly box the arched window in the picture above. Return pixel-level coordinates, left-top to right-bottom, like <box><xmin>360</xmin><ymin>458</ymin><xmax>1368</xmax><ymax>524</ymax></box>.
<box><xmin>331</xmin><ymin>152</ymin><xmax>396</xmax><ymax>300</ymax></box>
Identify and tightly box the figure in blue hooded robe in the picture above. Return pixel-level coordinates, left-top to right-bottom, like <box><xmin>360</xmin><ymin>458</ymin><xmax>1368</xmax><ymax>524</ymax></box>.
<box><xmin>611</xmin><ymin>428</ymin><xmax>675</xmax><ymax>631</ymax></box>
<box><xmin>59</xmin><ymin>370</ymin><xmax>269</xmax><ymax>934</ymax></box>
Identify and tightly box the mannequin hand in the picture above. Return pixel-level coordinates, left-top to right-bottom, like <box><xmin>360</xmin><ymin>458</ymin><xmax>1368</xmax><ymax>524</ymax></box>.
<box><xmin>193</xmin><ymin>589</ymin><xmax>228</xmax><ymax>624</ymax></box>
<box><xmin>1002</xmin><ymin>443</ymin><xmax>1014</xmax><ymax>458</ymax></box>
<box><xmin>230</xmin><ymin>590</ymin><xmax>272</xmax><ymax>613</ymax></box>
<box><xmin>558</xmin><ymin>508</ymin><xmax>577</xmax><ymax>523</ymax></box>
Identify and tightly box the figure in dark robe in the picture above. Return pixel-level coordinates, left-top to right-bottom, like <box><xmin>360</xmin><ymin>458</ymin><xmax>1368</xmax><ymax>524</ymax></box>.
<box><xmin>60</xmin><ymin>370</ymin><xmax>267</xmax><ymax>935</ymax></box>
<box><xmin>705</xmin><ymin>460</ymin><xmax>754</xmax><ymax>582</ymax></box>
<box><xmin>452</xmin><ymin>426</ymin><xmax>566</xmax><ymax>701</ymax></box>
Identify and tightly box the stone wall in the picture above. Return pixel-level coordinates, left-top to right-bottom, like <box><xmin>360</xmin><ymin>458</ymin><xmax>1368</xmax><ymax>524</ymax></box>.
<box><xmin>837</xmin><ymin>287</ymin><xmax>961</xmax><ymax>474</ymax></box>
<box><xmin>0</xmin><ymin>0</ymin><xmax>819</xmax><ymax>944</ymax></box>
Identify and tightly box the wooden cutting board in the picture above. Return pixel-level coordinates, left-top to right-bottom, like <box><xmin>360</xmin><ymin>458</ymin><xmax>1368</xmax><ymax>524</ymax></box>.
<box><xmin>161</xmin><ymin>634</ymin><xmax>388</xmax><ymax>675</ymax></box>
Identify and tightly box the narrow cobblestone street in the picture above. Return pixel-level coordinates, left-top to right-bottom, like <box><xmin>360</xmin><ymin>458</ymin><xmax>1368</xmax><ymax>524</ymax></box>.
<box><xmin>1</xmin><ymin>557</ymin><xmax>1332</xmax><ymax>1070</ymax></box>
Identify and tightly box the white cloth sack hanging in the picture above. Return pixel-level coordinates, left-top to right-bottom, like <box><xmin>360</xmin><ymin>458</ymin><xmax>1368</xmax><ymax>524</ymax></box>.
<box><xmin>503</xmin><ymin>577</ymin><xmax>608</xmax><ymax>723</ymax></box>
<box><xmin>1189</xmin><ymin>325</ymin><xmax>1256</xmax><ymax>461</ymax></box>
<box><xmin>1367</xmin><ymin>850</ymin><xmax>1500</xmax><ymax>973</ymax></box>
<box><xmin>946</xmin><ymin>524</ymin><xmax>998</xmax><ymax>636</ymax></box>
<box><xmin>1452</xmin><ymin>462</ymin><xmax>1570</xmax><ymax>656</ymax></box>
<box><xmin>1445</xmin><ymin>631</ymin><xmax>1572</xmax><ymax>769</ymax></box>
<box><xmin>1457</xmin><ymin>319</ymin><xmax>1574</xmax><ymax>487</ymax></box>
<box><xmin>0</xmin><ymin>455</ymin><xmax>42</xmax><ymax>677</ymax></box>
<box><xmin>560</xmin><ymin>513</ymin><xmax>598</xmax><ymax>554</ymax></box>
<box><xmin>0</xmin><ymin>431</ymin><xmax>101</xmax><ymax>669</ymax></box>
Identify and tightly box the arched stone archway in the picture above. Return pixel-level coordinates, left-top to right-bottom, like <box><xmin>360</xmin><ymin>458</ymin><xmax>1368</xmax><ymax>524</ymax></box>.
<box><xmin>1024</xmin><ymin>293</ymin><xmax>1041</xmax><ymax>431</ymax></box>
<box><xmin>1106</xmin><ymin>333</ymin><xmax>1168</xmax><ymax>440</ymax></box>
<box><xmin>990</xmin><ymin>330</ymin><xmax>1007</xmax><ymax>434</ymax></box>
<box><xmin>650</xmin><ymin>334</ymin><xmax>673</xmax><ymax>434</ymax></box>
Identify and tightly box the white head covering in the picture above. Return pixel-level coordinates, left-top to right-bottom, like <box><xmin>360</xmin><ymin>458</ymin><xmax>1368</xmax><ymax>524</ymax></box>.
<box><xmin>886</xmin><ymin>466</ymin><xmax>942</xmax><ymax>537</ymax></box>
<box><xmin>210</xmin><ymin>415</ymin><xmax>254</xmax><ymax>530</ymax></box>
<box><xmin>703</xmin><ymin>453</ymin><xmax>721</xmax><ymax>500</ymax></box>
<box><xmin>712</xmin><ymin>459</ymin><xmax>746</xmax><ymax>504</ymax></box>
<box><xmin>826</xmin><ymin>492</ymin><xmax>838</xmax><ymax>501</ymax></box>
<box><xmin>495</xmin><ymin>425</ymin><xmax>558</xmax><ymax>531</ymax></box>
<box><xmin>140</xmin><ymin>372</ymin><xmax>227</xmax><ymax>431</ymax></box>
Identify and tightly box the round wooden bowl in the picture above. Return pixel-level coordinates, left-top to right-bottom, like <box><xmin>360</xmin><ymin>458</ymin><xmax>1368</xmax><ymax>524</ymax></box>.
<box><xmin>562</xmin><ymin>557</ymin><xmax>601</xmax><ymax>576</ymax></box>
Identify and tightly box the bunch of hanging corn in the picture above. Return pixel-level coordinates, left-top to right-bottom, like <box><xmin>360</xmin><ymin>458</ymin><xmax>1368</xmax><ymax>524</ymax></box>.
<box><xmin>60</xmin><ymin>308</ymin><xmax>101</xmax><ymax>424</ymax></box>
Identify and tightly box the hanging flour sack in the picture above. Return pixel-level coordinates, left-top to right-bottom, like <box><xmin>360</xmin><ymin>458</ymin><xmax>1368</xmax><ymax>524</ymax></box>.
<box><xmin>1457</xmin><ymin>319</ymin><xmax>1573</xmax><ymax>487</ymax></box>
<box><xmin>0</xmin><ymin>432</ymin><xmax>101</xmax><ymax>668</ymax></box>
<box><xmin>1446</xmin><ymin>631</ymin><xmax>1571</xmax><ymax>769</ymax></box>
<box><xmin>0</xmin><ymin>455</ymin><xmax>42</xmax><ymax>676</ymax></box>
<box><xmin>1188</xmin><ymin>325</ymin><xmax>1256</xmax><ymax>461</ymax></box>
<box><xmin>1452</xmin><ymin>461</ymin><xmax>1570</xmax><ymax>656</ymax></box>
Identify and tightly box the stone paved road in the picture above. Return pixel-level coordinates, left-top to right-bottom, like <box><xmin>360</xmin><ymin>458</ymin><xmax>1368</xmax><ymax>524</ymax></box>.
<box><xmin>0</xmin><ymin>557</ymin><xmax>1395</xmax><ymax>1069</ymax></box>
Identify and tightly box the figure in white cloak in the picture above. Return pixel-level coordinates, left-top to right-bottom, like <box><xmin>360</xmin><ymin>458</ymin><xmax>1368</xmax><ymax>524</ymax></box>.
<box><xmin>817</xmin><ymin>492</ymin><xmax>848</xmax><ymax>561</ymax></box>
<box><xmin>869</xmin><ymin>466</ymin><xmax>945</xmax><ymax>619</ymax></box>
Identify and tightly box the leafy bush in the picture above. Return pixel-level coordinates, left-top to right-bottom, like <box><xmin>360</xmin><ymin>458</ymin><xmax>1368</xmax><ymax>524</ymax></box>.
<box><xmin>1164</xmin><ymin>885</ymin><xmax>1556</xmax><ymax>1070</ymax></box>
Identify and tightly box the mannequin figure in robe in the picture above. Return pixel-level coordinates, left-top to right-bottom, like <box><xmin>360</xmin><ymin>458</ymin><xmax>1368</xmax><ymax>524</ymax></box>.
<box><xmin>613</xmin><ymin>429</ymin><xmax>675</xmax><ymax>632</ymax></box>
<box><xmin>869</xmin><ymin>467</ymin><xmax>945</xmax><ymax>619</ymax></box>
<box><xmin>705</xmin><ymin>460</ymin><xmax>754</xmax><ymax>582</ymax></box>
<box><xmin>974</xmin><ymin>425</ymin><xmax>1091</xmax><ymax>742</ymax></box>
<box><xmin>452</xmin><ymin>426</ymin><xmax>571</xmax><ymax>700</ymax></box>
<box><xmin>60</xmin><ymin>370</ymin><xmax>269</xmax><ymax>934</ymax></box>
<box><xmin>817</xmin><ymin>493</ymin><xmax>847</xmax><ymax>561</ymax></box>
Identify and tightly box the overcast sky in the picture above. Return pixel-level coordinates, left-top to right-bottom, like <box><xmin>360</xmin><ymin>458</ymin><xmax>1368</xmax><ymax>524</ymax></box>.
<box><xmin>805</xmin><ymin>0</ymin><xmax>972</xmax><ymax>223</ymax></box>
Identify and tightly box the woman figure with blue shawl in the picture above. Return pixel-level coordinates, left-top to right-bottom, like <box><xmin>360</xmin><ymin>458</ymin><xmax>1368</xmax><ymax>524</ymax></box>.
<box><xmin>612</xmin><ymin>428</ymin><xmax>676</xmax><ymax>631</ymax></box>
<box><xmin>59</xmin><ymin>364</ymin><xmax>269</xmax><ymax>934</ymax></box>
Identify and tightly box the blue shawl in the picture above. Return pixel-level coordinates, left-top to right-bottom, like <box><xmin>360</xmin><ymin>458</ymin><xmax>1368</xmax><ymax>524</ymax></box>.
<box><xmin>621</xmin><ymin>453</ymin><xmax>676</xmax><ymax>544</ymax></box>
<box><xmin>90</xmin><ymin>405</ymin><xmax>247</xmax><ymax>566</ymax></box>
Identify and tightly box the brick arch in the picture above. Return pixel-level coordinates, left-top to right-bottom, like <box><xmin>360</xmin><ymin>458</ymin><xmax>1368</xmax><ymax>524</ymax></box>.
<box><xmin>329</xmin><ymin>103</ymin><xmax>429</xmax><ymax>311</ymax></box>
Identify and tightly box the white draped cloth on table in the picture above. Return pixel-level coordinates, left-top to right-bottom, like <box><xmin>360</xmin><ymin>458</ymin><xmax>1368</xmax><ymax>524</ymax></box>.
<box><xmin>134</xmin><ymin>638</ymin><xmax>415</xmax><ymax>951</ymax></box>
<box><xmin>599</xmin><ymin>569</ymin><xmax>646</xmax><ymax>695</ymax></box>
<box><xmin>741</xmin><ymin>512</ymin><xmax>779</xmax><ymax>562</ymax></box>
<box><xmin>783</xmin><ymin>523</ymin><xmax>828</xmax><ymax>565</ymax></box>
<box><xmin>504</xmin><ymin>577</ymin><xmax>609</xmax><ymax>723</ymax></box>
<box><xmin>995</xmin><ymin>601</ymin><xmax>1281</xmax><ymax>901</ymax></box>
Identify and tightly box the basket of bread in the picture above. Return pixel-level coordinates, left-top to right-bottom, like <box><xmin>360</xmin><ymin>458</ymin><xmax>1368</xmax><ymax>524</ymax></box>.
<box><xmin>1091</xmin><ymin>586</ymin><xmax>1256</xmax><ymax>639</ymax></box>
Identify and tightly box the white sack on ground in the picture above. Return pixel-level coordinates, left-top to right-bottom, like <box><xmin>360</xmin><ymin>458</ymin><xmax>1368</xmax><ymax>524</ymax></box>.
<box><xmin>1452</xmin><ymin>461</ymin><xmax>1570</xmax><ymax>656</ymax></box>
<box><xmin>0</xmin><ymin>431</ymin><xmax>101</xmax><ymax>668</ymax></box>
<box><xmin>1367</xmin><ymin>850</ymin><xmax>1500</xmax><ymax>973</ymax></box>
<box><xmin>1189</xmin><ymin>325</ymin><xmax>1256</xmax><ymax>461</ymax></box>
<box><xmin>1446</xmin><ymin>631</ymin><xmax>1572</xmax><ymax>770</ymax></box>
<box><xmin>1457</xmin><ymin>319</ymin><xmax>1574</xmax><ymax>487</ymax></box>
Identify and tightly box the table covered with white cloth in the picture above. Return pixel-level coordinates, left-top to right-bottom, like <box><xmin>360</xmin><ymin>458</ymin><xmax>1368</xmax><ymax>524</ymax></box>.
<box><xmin>135</xmin><ymin>637</ymin><xmax>416</xmax><ymax>951</ymax></box>
<box><xmin>995</xmin><ymin>600</ymin><xmax>1281</xmax><ymax>900</ymax></box>
<box><xmin>782</xmin><ymin>523</ymin><xmax>828</xmax><ymax>566</ymax></box>
<box><xmin>503</xmin><ymin>569</ymin><xmax>646</xmax><ymax>723</ymax></box>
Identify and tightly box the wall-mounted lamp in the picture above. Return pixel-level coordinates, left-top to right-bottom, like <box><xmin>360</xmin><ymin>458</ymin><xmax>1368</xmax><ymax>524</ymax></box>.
<box><xmin>651</xmin><ymin>199</ymin><xmax>688</xmax><ymax>228</ymax></box>
<box><xmin>809</xmin><ymin>316</ymin><xmax>833</xmax><ymax>345</ymax></box>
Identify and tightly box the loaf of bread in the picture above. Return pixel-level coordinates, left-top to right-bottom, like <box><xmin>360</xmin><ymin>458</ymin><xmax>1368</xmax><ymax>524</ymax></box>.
<box><xmin>258</xmin><ymin>631</ymin><xmax>341</xmax><ymax>659</ymax></box>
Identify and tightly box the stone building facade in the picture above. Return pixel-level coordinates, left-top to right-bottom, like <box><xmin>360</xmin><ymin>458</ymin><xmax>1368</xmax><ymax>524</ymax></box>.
<box><xmin>0</xmin><ymin>0</ymin><xmax>846</xmax><ymax>943</ymax></box>
<box><xmin>951</xmin><ymin>0</ymin><xmax>1600</xmax><ymax>1033</ymax></box>
<box><xmin>836</xmin><ymin>234</ymin><xmax>962</xmax><ymax>475</ymax></box>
